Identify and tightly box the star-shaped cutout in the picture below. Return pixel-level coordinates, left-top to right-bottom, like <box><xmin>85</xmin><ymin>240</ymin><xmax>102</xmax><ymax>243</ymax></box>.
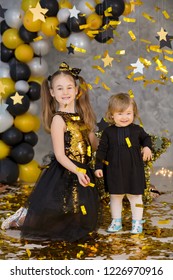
<box><xmin>102</xmin><ymin>53</ymin><xmax>114</xmax><ymax>67</ymax></box>
<box><xmin>157</xmin><ymin>27</ymin><xmax>168</xmax><ymax>41</ymax></box>
<box><xmin>97</xmin><ymin>118</ymin><xmax>109</xmax><ymax>132</ymax></box>
<box><xmin>30</xmin><ymin>2</ymin><xmax>48</xmax><ymax>22</ymax></box>
<box><xmin>0</xmin><ymin>102</ymin><xmax>8</xmax><ymax>114</ymax></box>
<box><xmin>0</xmin><ymin>4</ymin><xmax>7</xmax><ymax>18</ymax></box>
<box><xmin>131</xmin><ymin>58</ymin><xmax>144</xmax><ymax>74</ymax></box>
<box><xmin>10</xmin><ymin>92</ymin><xmax>24</xmax><ymax>105</ymax></box>
<box><xmin>69</xmin><ymin>5</ymin><xmax>80</xmax><ymax>19</ymax></box>
<box><xmin>156</xmin><ymin>33</ymin><xmax>173</xmax><ymax>49</ymax></box>
<box><xmin>67</xmin><ymin>44</ymin><xmax>75</xmax><ymax>54</ymax></box>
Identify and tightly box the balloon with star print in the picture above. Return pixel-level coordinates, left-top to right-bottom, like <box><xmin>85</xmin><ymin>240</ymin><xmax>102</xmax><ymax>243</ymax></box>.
<box><xmin>6</xmin><ymin>91</ymin><xmax>30</xmax><ymax>116</ymax></box>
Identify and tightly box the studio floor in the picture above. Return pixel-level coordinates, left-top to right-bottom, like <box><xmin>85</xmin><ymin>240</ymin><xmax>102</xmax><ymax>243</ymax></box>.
<box><xmin>0</xmin><ymin>168</ymin><xmax>173</xmax><ymax>260</ymax></box>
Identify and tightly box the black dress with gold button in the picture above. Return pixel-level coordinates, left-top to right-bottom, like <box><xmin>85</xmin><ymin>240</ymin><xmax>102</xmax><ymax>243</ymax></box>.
<box><xmin>21</xmin><ymin>112</ymin><xmax>100</xmax><ymax>242</ymax></box>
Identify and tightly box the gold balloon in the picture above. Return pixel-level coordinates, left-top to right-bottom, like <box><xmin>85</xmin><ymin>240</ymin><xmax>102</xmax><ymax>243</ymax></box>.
<box><xmin>0</xmin><ymin>78</ymin><xmax>15</xmax><ymax>99</ymax></box>
<box><xmin>123</xmin><ymin>3</ymin><xmax>132</xmax><ymax>16</ymax></box>
<box><xmin>19</xmin><ymin>160</ymin><xmax>41</xmax><ymax>183</ymax></box>
<box><xmin>59</xmin><ymin>0</ymin><xmax>72</xmax><ymax>9</ymax></box>
<box><xmin>41</xmin><ymin>17</ymin><xmax>59</xmax><ymax>36</ymax></box>
<box><xmin>21</xmin><ymin>0</ymin><xmax>39</xmax><ymax>12</ymax></box>
<box><xmin>0</xmin><ymin>140</ymin><xmax>10</xmax><ymax>159</ymax></box>
<box><xmin>53</xmin><ymin>34</ymin><xmax>67</xmax><ymax>52</ymax></box>
<box><xmin>32</xmin><ymin>115</ymin><xmax>41</xmax><ymax>132</ymax></box>
<box><xmin>14</xmin><ymin>113</ymin><xmax>36</xmax><ymax>133</ymax></box>
<box><xmin>23</xmin><ymin>10</ymin><xmax>42</xmax><ymax>32</ymax></box>
<box><xmin>15</xmin><ymin>44</ymin><xmax>34</xmax><ymax>63</ymax></box>
<box><xmin>86</xmin><ymin>13</ymin><xmax>102</xmax><ymax>30</ymax></box>
<box><xmin>28</xmin><ymin>76</ymin><xmax>45</xmax><ymax>84</ymax></box>
<box><xmin>2</xmin><ymin>28</ymin><xmax>24</xmax><ymax>49</ymax></box>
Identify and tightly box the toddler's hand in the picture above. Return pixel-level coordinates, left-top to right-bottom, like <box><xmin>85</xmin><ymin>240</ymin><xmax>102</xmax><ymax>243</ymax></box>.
<box><xmin>94</xmin><ymin>169</ymin><xmax>103</xmax><ymax>178</ymax></box>
<box><xmin>142</xmin><ymin>146</ymin><xmax>152</xmax><ymax>161</ymax></box>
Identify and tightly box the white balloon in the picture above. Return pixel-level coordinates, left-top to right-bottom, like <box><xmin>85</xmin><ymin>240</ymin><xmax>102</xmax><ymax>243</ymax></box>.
<box><xmin>77</xmin><ymin>0</ymin><xmax>96</xmax><ymax>16</ymax></box>
<box><xmin>0</xmin><ymin>104</ymin><xmax>14</xmax><ymax>133</ymax></box>
<box><xmin>67</xmin><ymin>32</ymin><xmax>91</xmax><ymax>56</ymax></box>
<box><xmin>30</xmin><ymin>39</ymin><xmax>51</xmax><ymax>56</ymax></box>
<box><xmin>0</xmin><ymin>61</ymin><xmax>10</xmax><ymax>69</ymax></box>
<box><xmin>57</xmin><ymin>8</ymin><xmax>70</xmax><ymax>23</ymax></box>
<box><xmin>28</xmin><ymin>101</ymin><xmax>39</xmax><ymax>115</ymax></box>
<box><xmin>0</xmin><ymin>67</ymin><xmax>10</xmax><ymax>78</ymax></box>
<box><xmin>27</xmin><ymin>57</ymin><xmax>48</xmax><ymax>77</ymax></box>
<box><xmin>15</xmin><ymin>80</ymin><xmax>29</xmax><ymax>93</ymax></box>
<box><xmin>4</xmin><ymin>8</ymin><xmax>23</xmax><ymax>29</ymax></box>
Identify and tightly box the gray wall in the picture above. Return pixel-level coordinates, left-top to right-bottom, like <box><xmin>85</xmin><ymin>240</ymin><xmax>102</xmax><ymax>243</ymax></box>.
<box><xmin>1</xmin><ymin>0</ymin><xmax>173</xmax><ymax>167</ymax></box>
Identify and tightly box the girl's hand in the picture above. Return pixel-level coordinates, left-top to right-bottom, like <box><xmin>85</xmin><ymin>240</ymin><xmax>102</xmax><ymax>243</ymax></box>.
<box><xmin>76</xmin><ymin>172</ymin><xmax>90</xmax><ymax>187</ymax></box>
<box><xmin>142</xmin><ymin>146</ymin><xmax>152</xmax><ymax>161</ymax></box>
<box><xmin>94</xmin><ymin>169</ymin><xmax>103</xmax><ymax>178</ymax></box>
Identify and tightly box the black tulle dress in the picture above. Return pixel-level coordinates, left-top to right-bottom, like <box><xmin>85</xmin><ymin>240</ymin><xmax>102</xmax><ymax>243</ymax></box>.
<box><xmin>95</xmin><ymin>124</ymin><xmax>152</xmax><ymax>195</ymax></box>
<box><xmin>21</xmin><ymin>112</ymin><xmax>100</xmax><ymax>242</ymax></box>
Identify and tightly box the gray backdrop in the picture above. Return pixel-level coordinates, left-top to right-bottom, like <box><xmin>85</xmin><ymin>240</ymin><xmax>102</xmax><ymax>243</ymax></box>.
<box><xmin>1</xmin><ymin>0</ymin><xmax>173</xmax><ymax>167</ymax></box>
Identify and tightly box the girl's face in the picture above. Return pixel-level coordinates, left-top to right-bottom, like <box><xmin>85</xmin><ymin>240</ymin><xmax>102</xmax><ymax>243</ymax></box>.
<box><xmin>112</xmin><ymin>104</ymin><xmax>134</xmax><ymax>127</ymax></box>
<box><xmin>50</xmin><ymin>74</ymin><xmax>78</xmax><ymax>111</ymax></box>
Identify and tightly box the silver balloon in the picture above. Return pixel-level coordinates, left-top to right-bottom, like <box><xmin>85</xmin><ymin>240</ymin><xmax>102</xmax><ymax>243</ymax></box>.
<box><xmin>57</xmin><ymin>8</ymin><xmax>70</xmax><ymax>23</ymax></box>
<box><xmin>27</xmin><ymin>57</ymin><xmax>48</xmax><ymax>77</ymax></box>
<box><xmin>4</xmin><ymin>8</ymin><xmax>23</xmax><ymax>29</ymax></box>
<box><xmin>0</xmin><ymin>103</ymin><xmax>14</xmax><ymax>133</ymax></box>
<box><xmin>27</xmin><ymin>101</ymin><xmax>39</xmax><ymax>115</ymax></box>
<box><xmin>67</xmin><ymin>32</ymin><xmax>91</xmax><ymax>56</ymax></box>
<box><xmin>15</xmin><ymin>80</ymin><xmax>29</xmax><ymax>93</ymax></box>
<box><xmin>30</xmin><ymin>39</ymin><xmax>51</xmax><ymax>56</ymax></box>
<box><xmin>0</xmin><ymin>67</ymin><xmax>10</xmax><ymax>78</ymax></box>
<box><xmin>77</xmin><ymin>0</ymin><xmax>96</xmax><ymax>16</ymax></box>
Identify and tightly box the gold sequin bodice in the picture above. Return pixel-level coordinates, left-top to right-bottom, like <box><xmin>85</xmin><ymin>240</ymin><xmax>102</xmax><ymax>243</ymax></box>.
<box><xmin>55</xmin><ymin>112</ymin><xmax>92</xmax><ymax>164</ymax></box>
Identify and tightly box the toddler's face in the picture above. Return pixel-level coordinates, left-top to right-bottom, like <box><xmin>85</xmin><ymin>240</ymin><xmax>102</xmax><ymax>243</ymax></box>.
<box><xmin>112</xmin><ymin>104</ymin><xmax>134</xmax><ymax>127</ymax></box>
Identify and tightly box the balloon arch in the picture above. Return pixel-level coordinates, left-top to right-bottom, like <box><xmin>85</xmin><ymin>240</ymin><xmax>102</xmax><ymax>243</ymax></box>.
<box><xmin>0</xmin><ymin>0</ymin><xmax>128</xmax><ymax>185</ymax></box>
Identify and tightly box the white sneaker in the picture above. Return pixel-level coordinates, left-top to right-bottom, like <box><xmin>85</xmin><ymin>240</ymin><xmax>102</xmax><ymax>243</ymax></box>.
<box><xmin>1</xmin><ymin>207</ymin><xmax>27</xmax><ymax>230</ymax></box>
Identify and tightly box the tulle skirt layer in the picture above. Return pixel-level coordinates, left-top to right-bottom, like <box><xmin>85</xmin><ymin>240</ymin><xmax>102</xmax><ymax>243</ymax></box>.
<box><xmin>21</xmin><ymin>158</ymin><xmax>100</xmax><ymax>242</ymax></box>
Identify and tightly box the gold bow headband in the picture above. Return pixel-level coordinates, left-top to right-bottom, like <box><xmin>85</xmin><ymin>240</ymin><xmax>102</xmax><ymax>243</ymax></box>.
<box><xmin>59</xmin><ymin>62</ymin><xmax>81</xmax><ymax>78</ymax></box>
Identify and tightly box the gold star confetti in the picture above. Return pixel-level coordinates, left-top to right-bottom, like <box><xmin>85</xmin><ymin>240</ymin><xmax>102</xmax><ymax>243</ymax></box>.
<box><xmin>30</xmin><ymin>2</ymin><xmax>48</xmax><ymax>22</ymax></box>
<box><xmin>157</xmin><ymin>27</ymin><xmax>168</xmax><ymax>41</ymax></box>
<box><xmin>10</xmin><ymin>92</ymin><xmax>24</xmax><ymax>105</ymax></box>
<box><xmin>102</xmin><ymin>53</ymin><xmax>114</xmax><ymax>67</ymax></box>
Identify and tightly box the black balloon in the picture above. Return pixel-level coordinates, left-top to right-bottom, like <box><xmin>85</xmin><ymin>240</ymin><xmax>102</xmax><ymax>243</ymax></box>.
<box><xmin>95</xmin><ymin>3</ymin><xmax>105</xmax><ymax>15</ymax></box>
<box><xmin>40</xmin><ymin>0</ymin><xmax>59</xmax><ymax>16</ymax></box>
<box><xmin>103</xmin><ymin>0</ymin><xmax>125</xmax><ymax>17</ymax></box>
<box><xmin>0</xmin><ymin>43</ymin><xmax>14</xmax><ymax>62</ymax></box>
<box><xmin>23</xmin><ymin>131</ymin><xmax>38</xmax><ymax>146</ymax></box>
<box><xmin>67</xmin><ymin>15</ymin><xmax>86</xmax><ymax>33</ymax></box>
<box><xmin>6</xmin><ymin>92</ymin><xmax>30</xmax><ymax>116</ymax></box>
<box><xmin>0</xmin><ymin>158</ymin><xmax>19</xmax><ymax>184</ymax></box>
<box><xmin>102</xmin><ymin>15</ymin><xmax>119</xmax><ymax>26</ymax></box>
<box><xmin>1</xmin><ymin>126</ymin><xmax>23</xmax><ymax>146</ymax></box>
<box><xmin>27</xmin><ymin>81</ymin><xmax>41</xmax><ymax>101</ymax></box>
<box><xmin>94</xmin><ymin>27</ymin><xmax>113</xmax><ymax>43</ymax></box>
<box><xmin>10</xmin><ymin>60</ymin><xmax>31</xmax><ymax>81</ymax></box>
<box><xmin>19</xmin><ymin>25</ymin><xmax>38</xmax><ymax>43</ymax></box>
<box><xmin>10</xmin><ymin>143</ymin><xmax>34</xmax><ymax>164</ymax></box>
<box><xmin>0</xmin><ymin>20</ymin><xmax>10</xmax><ymax>35</ymax></box>
<box><xmin>56</xmin><ymin>23</ymin><xmax>70</xmax><ymax>38</ymax></box>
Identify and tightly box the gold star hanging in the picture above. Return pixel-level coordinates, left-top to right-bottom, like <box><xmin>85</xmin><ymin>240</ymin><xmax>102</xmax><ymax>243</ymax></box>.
<box><xmin>157</xmin><ymin>27</ymin><xmax>168</xmax><ymax>41</ymax></box>
<box><xmin>29</xmin><ymin>2</ymin><xmax>48</xmax><ymax>22</ymax></box>
<box><xmin>10</xmin><ymin>92</ymin><xmax>24</xmax><ymax>105</ymax></box>
<box><xmin>102</xmin><ymin>53</ymin><xmax>114</xmax><ymax>67</ymax></box>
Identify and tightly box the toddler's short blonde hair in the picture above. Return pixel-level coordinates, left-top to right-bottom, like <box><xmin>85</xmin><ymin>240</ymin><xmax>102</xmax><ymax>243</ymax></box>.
<box><xmin>105</xmin><ymin>93</ymin><xmax>139</xmax><ymax>124</ymax></box>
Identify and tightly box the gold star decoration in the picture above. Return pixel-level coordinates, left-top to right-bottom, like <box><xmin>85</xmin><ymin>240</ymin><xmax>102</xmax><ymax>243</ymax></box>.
<box><xmin>130</xmin><ymin>0</ymin><xmax>135</xmax><ymax>12</ymax></box>
<box><xmin>102</xmin><ymin>53</ymin><xmax>114</xmax><ymax>67</ymax></box>
<box><xmin>157</xmin><ymin>27</ymin><xmax>168</xmax><ymax>41</ymax></box>
<box><xmin>10</xmin><ymin>92</ymin><xmax>24</xmax><ymax>105</ymax></box>
<box><xmin>29</xmin><ymin>2</ymin><xmax>48</xmax><ymax>22</ymax></box>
